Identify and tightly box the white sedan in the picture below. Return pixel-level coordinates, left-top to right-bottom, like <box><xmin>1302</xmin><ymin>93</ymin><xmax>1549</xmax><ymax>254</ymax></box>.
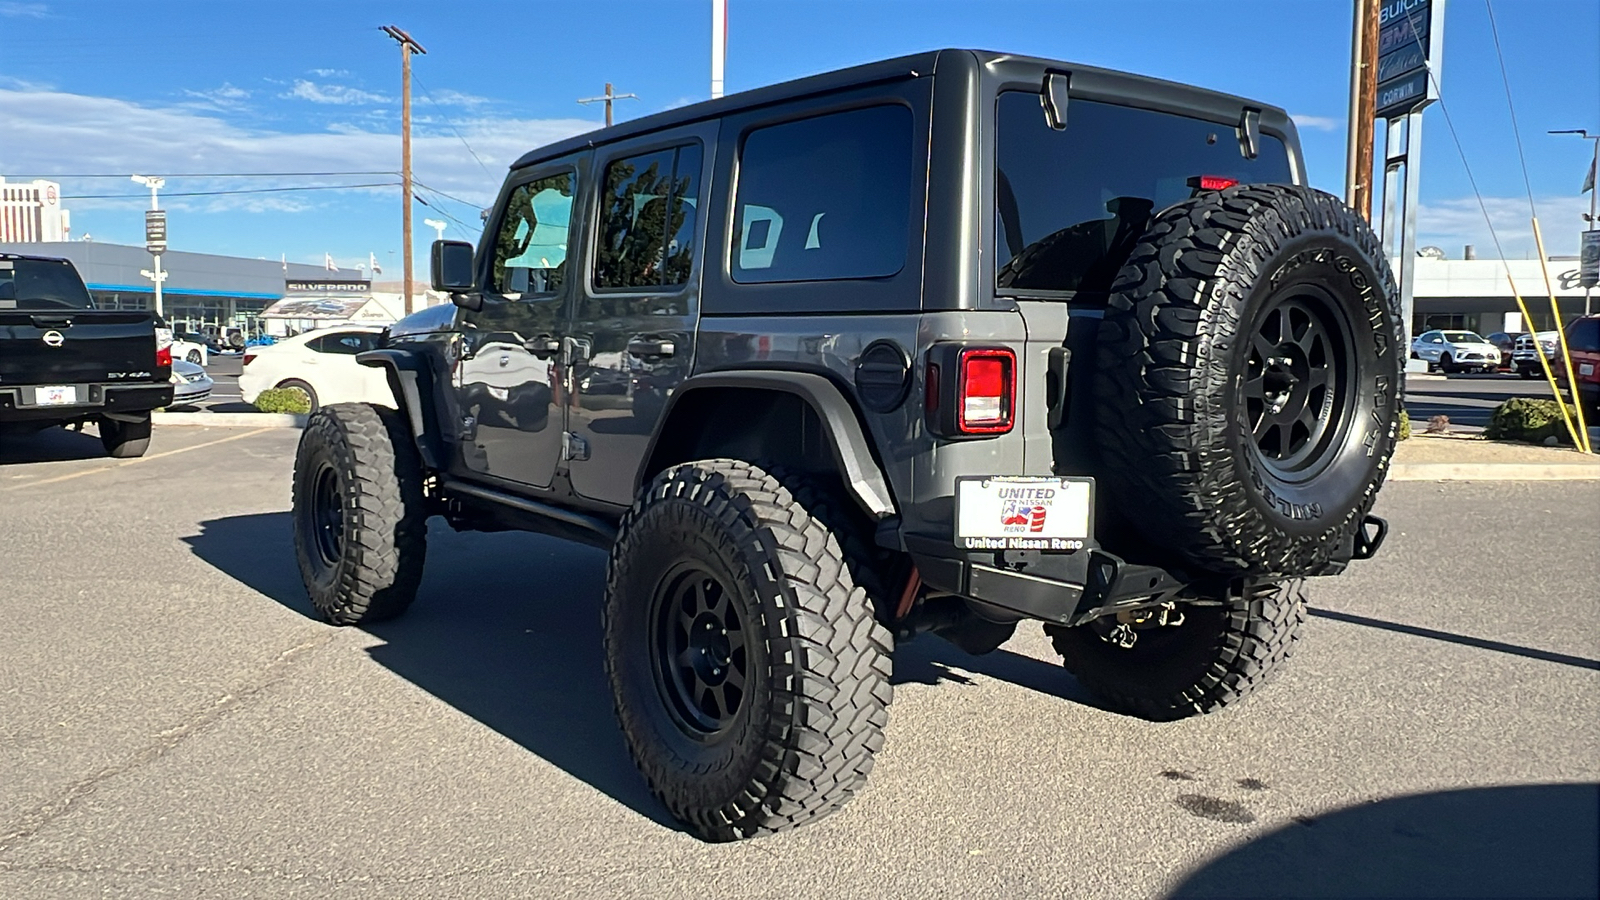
<box><xmin>238</xmin><ymin>326</ymin><xmax>394</xmax><ymax>411</ymax></box>
<box><xmin>171</xmin><ymin>335</ymin><xmax>209</xmax><ymax>366</ymax></box>
<box><xmin>1410</xmin><ymin>329</ymin><xmax>1501</xmax><ymax>374</ymax></box>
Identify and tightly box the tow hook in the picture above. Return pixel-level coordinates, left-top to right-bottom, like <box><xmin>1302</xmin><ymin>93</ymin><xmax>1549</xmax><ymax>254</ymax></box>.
<box><xmin>1101</xmin><ymin>602</ymin><xmax>1186</xmax><ymax>649</ymax></box>
<box><xmin>1352</xmin><ymin>514</ymin><xmax>1388</xmax><ymax>560</ymax></box>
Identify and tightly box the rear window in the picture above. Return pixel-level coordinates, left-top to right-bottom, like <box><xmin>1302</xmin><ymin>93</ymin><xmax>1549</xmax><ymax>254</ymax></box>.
<box><xmin>995</xmin><ymin>93</ymin><xmax>1294</xmax><ymax>295</ymax></box>
<box><xmin>1568</xmin><ymin>317</ymin><xmax>1600</xmax><ymax>353</ymax></box>
<box><xmin>731</xmin><ymin>105</ymin><xmax>912</xmax><ymax>284</ymax></box>
<box><xmin>0</xmin><ymin>258</ymin><xmax>93</xmax><ymax>310</ymax></box>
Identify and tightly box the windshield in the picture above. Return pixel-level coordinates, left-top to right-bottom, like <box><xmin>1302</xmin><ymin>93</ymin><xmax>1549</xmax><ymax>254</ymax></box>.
<box><xmin>0</xmin><ymin>258</ymin><xmax>94</xmax><ymax>310</ymax></box>
<box><xmin>1443</xmin><ymin>331</ymin><xmax>1486</xmax><ymax>344</ymax></box>
<box><xmin>995</xmin><ymin>93</ymin><xmax>1294</xmax><ymax>296</ymax></box>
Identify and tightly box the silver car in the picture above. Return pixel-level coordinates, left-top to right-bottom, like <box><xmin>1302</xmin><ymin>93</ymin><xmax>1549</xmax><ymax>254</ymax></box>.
<box><xmin>169</xmin><ymin>359</ymin><xmax>213</xmax><ymax>406</ymax></box>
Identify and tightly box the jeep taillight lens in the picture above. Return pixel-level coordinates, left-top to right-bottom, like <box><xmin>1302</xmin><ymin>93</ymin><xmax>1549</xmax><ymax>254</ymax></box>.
<box><xmin>958</xmin><ymin>348</ymin><xmax>1016</xmax><ymax>434</ymax></box>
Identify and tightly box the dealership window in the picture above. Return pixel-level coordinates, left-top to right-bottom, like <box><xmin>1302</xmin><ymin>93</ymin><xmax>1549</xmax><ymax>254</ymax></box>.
<box><xmin>594</xmin><ymin>144</ymin><xmax>702</xmax><ymax>290</ymax></box>
<box><xmin>731</xmin><ymin>105</ymin><xmax>912</xmax><ymax>284</ymax></box>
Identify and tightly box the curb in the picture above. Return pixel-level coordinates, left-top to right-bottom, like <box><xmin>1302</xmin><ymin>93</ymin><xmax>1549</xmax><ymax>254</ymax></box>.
<box><xmin>152</xmin><ymin>411</ymin><xmax>306</xmax><ymax>428</ymax></box>
<box><xmin>1390</xmin><ymin>462</ymin><xmax>1600</xmax><ymax>481</ymax></box>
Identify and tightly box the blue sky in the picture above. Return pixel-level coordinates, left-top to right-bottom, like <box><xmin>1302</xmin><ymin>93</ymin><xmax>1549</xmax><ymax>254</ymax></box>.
<box><xmin>0</xmin><ymin>0</ymin><xmax>1594</xmax><ymax>276</ymax></box>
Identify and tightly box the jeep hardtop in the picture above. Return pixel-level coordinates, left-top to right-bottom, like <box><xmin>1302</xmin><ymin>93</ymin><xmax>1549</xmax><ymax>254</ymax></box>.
<box><xmin>291</xmin><ymin>49</ymin><xmax>1400</xmax><ymax>841</ymax></box>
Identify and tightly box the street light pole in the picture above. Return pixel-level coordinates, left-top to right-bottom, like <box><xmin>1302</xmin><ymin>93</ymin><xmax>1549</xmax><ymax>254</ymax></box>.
<box><xmin>382</xmin><ymin>25</ymin><xmax>426</xmax><ymax>317</ymax></box>
<box><xmin>423</xmin><ymin>218</ymin><xmax>447</xmax><ymax>241</ymax></box>
<box><xmin>130</xmin><ymin>174</ymin><xmax>165</xmax><ymax>317</ymax></box>
<box><xmin>1550</xmin><ymin>129</ymin><xmax>1600</xmax><ymax>315</ymax></box>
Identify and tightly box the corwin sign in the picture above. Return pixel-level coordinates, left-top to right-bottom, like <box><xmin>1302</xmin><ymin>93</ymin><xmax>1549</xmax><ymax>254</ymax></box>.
<box><xmin>1375</xmin><ymin>0</ymin><xmax>1443</xmax><ymax>120</ymax></box>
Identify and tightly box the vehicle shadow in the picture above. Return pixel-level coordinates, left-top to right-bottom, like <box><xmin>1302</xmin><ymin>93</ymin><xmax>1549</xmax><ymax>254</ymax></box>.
<box><xmin>184</xmin><ymin>512</ymin><xmax>1108</xmax><ymax>833</ymax></box>
<box><xmin>0</xmin><ymin>425</ymin><xmax>105</xmax><ymax>465</ymax></box>
<box><xmin>1165</xmin><ymin>782</ymin><xmax>1600</xmax><ymax>899</ymax></box>
<box><xmin>183</xmin><ymin>512</ymin><xmax>676</xmax><ymax>830</ymax></box>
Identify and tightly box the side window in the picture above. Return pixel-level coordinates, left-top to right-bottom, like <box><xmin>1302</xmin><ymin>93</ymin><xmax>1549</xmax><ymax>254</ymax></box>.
<box><xmin>731</xmin><ymin>105</ymin><xmax>912</xmax><ymax>284</ymax></box>
<box><xmin>594</xmin><ymin>144</ymin><xmax>702</xmax><ymax>290</ymax></box>
<box><xmin>491</xmin><ymin>171</ymin><xmax>575</xmax><ymax>297</ymax></box>
<box><xmin>310</xmin><ymin>332</ymin><xmax>374</xmax><ymax>354</ymax></box>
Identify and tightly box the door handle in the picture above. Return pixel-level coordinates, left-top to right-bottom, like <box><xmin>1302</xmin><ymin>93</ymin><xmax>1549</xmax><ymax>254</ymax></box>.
<box><xmin>524</xmin><ymin>336</ymin><xmax>561</xmax><ymax>358</ymax></box>
<box><xmin>627</xmin><ymin>338</ymin><xmax>676</xmax><ymax>358</ymax></box>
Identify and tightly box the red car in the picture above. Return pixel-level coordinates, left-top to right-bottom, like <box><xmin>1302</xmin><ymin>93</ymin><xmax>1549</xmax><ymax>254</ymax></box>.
<box><xmin>1556</xmin><ymin>315</ymin><xmax>1600</xmax><ymax>420</ymax></box>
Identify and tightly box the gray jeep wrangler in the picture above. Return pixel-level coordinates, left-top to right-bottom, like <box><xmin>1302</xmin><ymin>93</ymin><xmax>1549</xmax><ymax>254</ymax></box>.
<box><xmin>291</xmin><ymin>49</ymin><xmax>1400</xmax><ymax>841</ymax></box>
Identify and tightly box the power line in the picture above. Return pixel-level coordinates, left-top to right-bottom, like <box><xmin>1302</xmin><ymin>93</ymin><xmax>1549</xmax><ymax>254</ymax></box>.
<box><xmin>410</xmin><ymin>178</ymin><xmax>490</xmax><ymax>212</ymax></box>
<box><xmin>26</xmin><ymin>171</ymin><xmax>397</xmax><ymax>179</ymax></box>
<box><xmin>62</xmin><ymin>182</ymin><xmax>401</xmax><ymax>200</ymax></box>
<box><xmin>412</xmin><ymin>73</ymin><xmax>494</xmax><ymax>178</ymax></box>
<box><xmin>1483</xmin><ymin>0</ymin><xmax>1538</xmax><ymax>217</ymax></box>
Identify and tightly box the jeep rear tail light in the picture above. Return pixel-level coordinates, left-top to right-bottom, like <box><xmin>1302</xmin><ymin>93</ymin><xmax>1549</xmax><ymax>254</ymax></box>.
<box><xmin>925</xmin><ymin>344</ymin><xmax>1017</xmax><ymax>438</ymax></box>
<box><xmin>1189</xmin><ymin>175</ymin><xmax>1239</xmax><ymax>192</ymax></box>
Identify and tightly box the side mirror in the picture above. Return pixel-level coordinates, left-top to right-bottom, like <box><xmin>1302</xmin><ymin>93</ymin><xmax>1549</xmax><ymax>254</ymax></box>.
<box><xmin>430</xmin><ymin>240</ymin><xmax>475</xmax><ymax>293</ymax></box>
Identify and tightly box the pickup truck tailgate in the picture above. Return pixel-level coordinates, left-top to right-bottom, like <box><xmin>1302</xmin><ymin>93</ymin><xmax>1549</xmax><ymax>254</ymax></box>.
<box><xmin>0</xmin><ymin>311</ymin><xmax>159</xmax><ymax>385</ymax></box>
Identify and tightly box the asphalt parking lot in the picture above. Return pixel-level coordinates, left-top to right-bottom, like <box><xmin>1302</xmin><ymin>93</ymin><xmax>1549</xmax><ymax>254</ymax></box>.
<box><xmin>2</xmin><ymin>425</ymin><xmax>1597</xmax><ymax>899</ymax></box>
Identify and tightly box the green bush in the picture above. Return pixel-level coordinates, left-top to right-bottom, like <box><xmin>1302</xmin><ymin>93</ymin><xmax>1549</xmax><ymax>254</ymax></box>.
<box><xmin>1484</xmin><ymin>397</ymin><xmax>1579</xmax><ymax>444</ymax></box>
<box><xmin>1398</xmin><ymin>409</ymin><xmax>1411</xmax><ymax>441</ymax></box>
<box><xmin>254</xmin><ymin>387</ymin><xmax>312</xmax><ymax>415</ymax></box>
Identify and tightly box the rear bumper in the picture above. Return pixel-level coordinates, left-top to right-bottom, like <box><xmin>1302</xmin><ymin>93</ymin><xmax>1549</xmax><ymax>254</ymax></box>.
<box><xmin>0</xmin><ymin>383</ymin><xmax>174</xmax><ymax>423</ymax></box>
<box><xmin>903</xmin><ymin>515</ymin><xmax>1388</xmax><ymax>626</ymax></box>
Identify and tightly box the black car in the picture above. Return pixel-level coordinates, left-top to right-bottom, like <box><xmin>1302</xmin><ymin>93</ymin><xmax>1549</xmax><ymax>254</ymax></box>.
<box><xmin>289</xmin><ymin>50</ymin><xmax>1398</xmax><ymax>841</ymax></box>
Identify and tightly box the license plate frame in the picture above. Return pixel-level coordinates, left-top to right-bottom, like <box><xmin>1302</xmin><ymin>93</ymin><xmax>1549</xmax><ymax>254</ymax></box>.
<box><xmin>34</xmin><ymin>385</ymin><xmax>78</xmax><ymax>406</ymax></box>
<box><xmin>954</xmin><ymin>475</ymin><xmax>1094</xmax><ymax>552</ymax></box>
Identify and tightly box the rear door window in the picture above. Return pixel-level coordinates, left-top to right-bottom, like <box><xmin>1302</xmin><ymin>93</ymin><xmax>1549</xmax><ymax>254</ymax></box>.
<box><xmin>593</xmin><ymin>144</ymin><xmax>702</xmax><ymax>290</ymax></box>
<box><xmin>731</xmin><ymin>105</ymin><xmax>912</xmax><ymax>284</ymax></box>
<box><xmin>0</xmin><ymin>258</ymin><xmax>94</xmax><ymax>310</ymax></box>
<box><xmin>995</xmin><ymin>93</ymin><xmax>1294</xmax><ymax>295</ymax></box>
<box><xmin>309</xmin><ymin>332</ymin><xmax>377</xmax><ymax>354</ymax></box>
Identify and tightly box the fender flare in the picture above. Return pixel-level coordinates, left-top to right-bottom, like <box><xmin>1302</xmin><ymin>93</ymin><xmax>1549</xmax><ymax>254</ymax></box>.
<box><xmin>356</xmin><ymin>348</ymin><xmax>445</xmax><ymax>472</ymax></box>
<box><xmin>637</xmin><ymin>370</ymin><xmax>897</xmax><ymax>519</ymax></box>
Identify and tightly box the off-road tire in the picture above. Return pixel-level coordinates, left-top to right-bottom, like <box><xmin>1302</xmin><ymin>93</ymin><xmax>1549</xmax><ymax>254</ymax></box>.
<box><xmin>278</xmin><ymin>379</ymin><xmax>321</xmax><ymax>413</ymax></box>
<box><xmin>292</xmin><ymin>403</ymin><xmax>426</xmax><ymax>625</ymax></box>
<box><xmin>604</xmin><ymin>459</ymin><xmax>893</xmax><ymax>841</ymax></box>
<box><xmin>98</xmin><ymin>414</ymin><xmax>151</xmax><ymax>458</ymax></box>
<box><xmin>1095</xmin><ymin>184</ymin><xmax>1403</xmax><ymax>577</ymax></box>
<box><xmin>1047</xmin><ymin>580</ymin><xmax>1307</xmax><ymax>720</ymax></box>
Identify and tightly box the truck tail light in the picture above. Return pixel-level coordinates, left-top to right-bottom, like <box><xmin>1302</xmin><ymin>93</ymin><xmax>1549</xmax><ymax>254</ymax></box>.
<box><xmin>925</xmin><ymin>344</ymin><xmax>1017</xmax><ymax>438</ymax></box>
<box><xmin>155</xmin><ymin>326</ymin><xmax>173</xmax><ymax>370</ymax></box>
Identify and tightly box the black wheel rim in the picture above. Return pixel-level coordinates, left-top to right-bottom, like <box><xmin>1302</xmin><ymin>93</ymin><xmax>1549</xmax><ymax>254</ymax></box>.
<box><xmin>1242</xmin><ymin>290</ymin><xmax>1356</xmax><ymax>479</ymax></box>
<box><xmin>649</xmin><ymin>562</ymin><xmax>749</xmax><ymax>739</ymax></box>
<box><xmin>308</xmin><ymin>463</ymin><xmax>344</xmax><ymax>568</ymax></box>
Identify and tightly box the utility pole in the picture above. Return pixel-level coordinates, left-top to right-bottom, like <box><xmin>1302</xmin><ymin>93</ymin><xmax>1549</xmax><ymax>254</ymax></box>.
<box><xmin>1344</xmin><ymin>0</ymin><xmax>1379</xmax><ymax>219</ymax></box>
<box><xmin>577</xmin><ymin>82</ymin><xmax>637</xmax><ymax>127</ymax></box>
<box><xmin>382</xmin><ymin>24</ymin><xmax>426</xmax><ymax>315</ymax></box>
<box><xmin>711</xmin><ymin>0</ymin><xmax>727</xmax><ymax>99</ymax></box>
<box><xmin>1550</xmin><ymin>129</ymin><xmax>1600</xmax><ymax>315</ymax></box>
<box><xmin>131</xmin><ymin>174</ymin><xmax>166</xmax><ymax>317</ymax></box>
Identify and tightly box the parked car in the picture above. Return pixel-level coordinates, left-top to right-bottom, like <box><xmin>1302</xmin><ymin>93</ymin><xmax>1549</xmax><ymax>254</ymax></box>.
<box><xmin>168</xmin><ymin>358</ymin><xmax>213</xmax><ymax>407</ymax></box>
<box><xmin>290</xmin><ymin>50</ymin><xmax>1398</xmax><ymax>842</ymax></box>
<box><xmin>0</xmin><ymin>252</ymin><xmax>172</xmax><ymax>457</ymax></box>
<box><xmin>170</xmin><ymin>333</ymin><xmax>209</xmax><ymax>366</ymax></box>
<box><xmin>1485</xmin><ymin>331</ymin><xmax>1523</xmax><ymax>371</ymax></box>
<box><xmin>1512</xmin><ymin>331</ymin><xmax>1561</xmax><ymax>378</ymax></box>
<box><xmin>1555</xmin><ymin>314</ymin><xmax>1600</xmax><ymax>419</ymax></box>
<box><xmin>238</xmin><ymin>326</ymin><xmax>390</xmax><ymax>411</ymax></box>
<box><xmin>1410</xmin><ymin>329</ymin><xmax>1501</xmax><ymax>373</ymax></box>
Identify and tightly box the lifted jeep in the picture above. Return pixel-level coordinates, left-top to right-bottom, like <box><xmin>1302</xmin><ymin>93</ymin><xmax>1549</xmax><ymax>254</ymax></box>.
<box><xmin>291</xmin><ymin>49</ymin><xmax>1399</xmax><ymax>842</ymax></box>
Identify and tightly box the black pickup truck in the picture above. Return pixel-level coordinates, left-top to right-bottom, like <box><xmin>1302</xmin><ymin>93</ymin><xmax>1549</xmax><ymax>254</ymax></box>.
<box><xmin>0</xmin><ymin>253</ymin><xmax>173</xmax><ymax>457</ymax></box>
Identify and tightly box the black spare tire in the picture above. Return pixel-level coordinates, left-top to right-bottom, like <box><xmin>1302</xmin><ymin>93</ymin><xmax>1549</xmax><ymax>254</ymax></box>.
<box><xmin>1094</xmin><ymin>184</ymin><xmax>1403</xmax><ymax>577</ymax></box>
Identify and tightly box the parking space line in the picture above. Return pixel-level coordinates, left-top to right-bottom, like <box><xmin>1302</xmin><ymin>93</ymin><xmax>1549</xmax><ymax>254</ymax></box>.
<box><xmin>2</xmin><ymin>427</ymin><xmax>276</xmax><ymax>492</ymax></box>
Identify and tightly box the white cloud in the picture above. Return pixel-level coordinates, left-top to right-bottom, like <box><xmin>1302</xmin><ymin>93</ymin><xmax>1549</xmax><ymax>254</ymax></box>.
<box><xmin>283</xmin><ymin>79</ymin><xmax>391</xmax><ymax>106</ymax></box>
<box><xmin>418</xmin><ymin>88</ymin><xmax>490</xmax><ymax>108</ymax></box>
<box><xmin>0</xmin><ymin>2</ymin><xmax>48</xmax><ymax>17</ymax></box>
<box><xmin>0</xmin><ymin>84</ymin><xmax>593</xmax><ymax>215</ymax></box>
<box><xmin>182</xmin><ymin>83</ymin><xmax>251</xmax><ymax>110</ymax></box>
<box><xmin>1412</xmin><ymin>194</ymin><xmax>1590</xmax><ymax>260</ymax></box>
<box><xmin>309</xmin><ymin>68</ymin><xmax>351</xmax><ymax>78</ymax></box>
<box><xmin>1290</xmin><ymin>114</ymin><xmax>1340</xmax><ymax>132</ymax></box>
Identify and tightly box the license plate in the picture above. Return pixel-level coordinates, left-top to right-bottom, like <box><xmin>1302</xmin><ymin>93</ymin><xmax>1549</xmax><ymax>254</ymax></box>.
<box><xmin>955</xmin><ymin>476</ymin><xmax>1093</xmax><ymax>552</ymax></box>
<box><xmin>35</xmin><ymin>385</ymin><xmax>77</xmax><ymax>406</ymax></box>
